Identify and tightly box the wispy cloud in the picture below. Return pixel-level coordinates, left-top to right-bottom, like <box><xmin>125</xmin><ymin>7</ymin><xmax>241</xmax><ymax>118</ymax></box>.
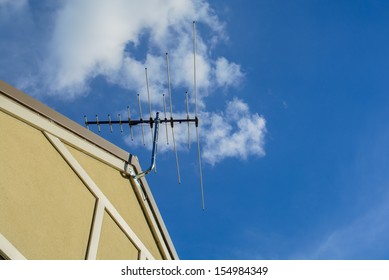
<box><xmin>202</xmin><ymin>98</ymin><xmax>266</xmax><ymax>165</ymax></box>
<box><xmin>0</xmin><ymin>0</ymin><xmax>27</xmax><ymax>10</ymax></box>
<box><xmin>3</xmin><ymin>0</ymin><xmax>267</xmax><ymax>165</ymax></box>
<box><xmin>42</xmin><ymin>0</ymin><xmax>226</xmax><ymax>99</ymax></box>
<box><xmin>215</xmin><ymin>57</ymin><xmax>244</xmax><ymax>88</ymax></box>
<box><xmin>308</xmin><ymin>194</ymin><xmax>389</xmax><ymax>259</ymax></box>
<box><xmin>228</xmin><ymin>193</ymin><xmax>389</xmax><ymax>260</ymax></box>
<box><xmin>300</xmin><ymin>127</ymin><xmax>389</xmax><ymax>260</ymax></box>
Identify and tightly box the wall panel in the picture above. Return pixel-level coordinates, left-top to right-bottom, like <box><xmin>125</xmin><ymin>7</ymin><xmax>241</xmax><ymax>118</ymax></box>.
<box><xmin>0</xmin><ymin>111</ymin><xmax>96</xmax><ymax>259</ymax></box>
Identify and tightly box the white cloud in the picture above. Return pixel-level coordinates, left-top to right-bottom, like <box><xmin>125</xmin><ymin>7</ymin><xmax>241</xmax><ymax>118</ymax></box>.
<box><xmin>8</xmin><ymin>0</ymin><xmax>266</xmax><ymax>165</ymax></box>
<box><xmin>215</xmin><ymin>57</ymin><xmax>244</xmax><ymax>88</ymax></box>
<box><xmin>202</xmin><ymin>98</ymin><xmax>266</xmax><ymax>165</ymax></box>
<box><xmin>41</xmin><ymin>0</ymin><xmax>239</xmax><ymax>101</ymax></box>
<box><xmin>123</xmin><ymin>98</ymin><xmax>266</xmax><ymax>165</ymax></box>
<box><xmin>43</xmin><ymin>0</ymin><xmax>183</xmax><ymax>95</ymax></box>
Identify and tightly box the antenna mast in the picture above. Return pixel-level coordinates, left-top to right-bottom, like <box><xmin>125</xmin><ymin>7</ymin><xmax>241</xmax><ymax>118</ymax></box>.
<box><xmin>83</xmin><ymin>22</ymin><xmax>205</xmax><ymax>209</ymax></box>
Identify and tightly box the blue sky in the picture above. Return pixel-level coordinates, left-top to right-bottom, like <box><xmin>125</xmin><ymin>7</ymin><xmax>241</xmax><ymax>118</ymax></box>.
<box><xmin>2</xmin><ymin>0</ymin><xmax>389</xmax><ymax>260</ymax></box>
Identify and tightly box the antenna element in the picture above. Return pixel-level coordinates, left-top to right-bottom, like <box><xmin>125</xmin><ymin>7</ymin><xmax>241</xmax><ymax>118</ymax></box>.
<box><xmin>83</xmin><ymin>25</ymin><xmax>205</xmax><ymax>209</ymax></box>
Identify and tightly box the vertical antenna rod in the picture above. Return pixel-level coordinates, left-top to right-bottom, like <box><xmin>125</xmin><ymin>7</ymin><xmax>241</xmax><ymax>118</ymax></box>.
<box><xmin>137</xmin><ymin>94</ymin><xmax>146</xmax><ymax>145</ymax></box>
<box><xmin>108</xmin><ymin>114</ymin><xmax>113</xmax><ymax>133</ymax></box>
<box><xmin>118</xmin><ymin>113</ymin><xmax>123</xmax><ymax>133</ymax></box>
<box><xmin>96</xmin><ymin>115</ymin><xmax>101</xmax><ymax>132</ymax></box>
<box><xmin>186</xmin><ymin>92</ymin><xmax>190</xmax><ymax>150</ymax></box>
<box><xmin>84</xmin><ymin>115</ymin><xmax>89</xmax><ymax>130</ymax></box>
<box><xmin>127</xmin><ymin>106</ymin><xmax>134</xmax><ymax>141</ymax></box>
<box><xmin>193</xmin><ymin>21</ymin><xmax>205</xmax><ymax>210</ymax></box>
<box><xmin>145</xmin><ymin>68</ymin><xmax>154</xmax><ymax>143</ymax></box>
<box><xmin>163</xmin><ymin>94</ymin><xmax>169</xmax><ymax>145</ymax></box>
<box><xmin>166</xmin><ymin>52</ymin><xmax>181</xmax><ymax>184</ymax></box>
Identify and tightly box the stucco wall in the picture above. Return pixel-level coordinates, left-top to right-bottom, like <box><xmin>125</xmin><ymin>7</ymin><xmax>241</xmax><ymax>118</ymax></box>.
<box><xmin>0</xmin><ymin>101</ymin><xmax>166</xmax><ymax>259</ymax></box>
<box><xmin>0</xmin><ymin>111</ymin><xmax>95</xmax><ymax>259</ymax></box>
<box><xmin>96</xmin><ymin>211</ymin><xmax>139</xmax><ymax>260</ymax></box>
<box><xmin>66</xmin><ymin>144</ymin><xmax>163</xmax><ymax>259</ymax></box>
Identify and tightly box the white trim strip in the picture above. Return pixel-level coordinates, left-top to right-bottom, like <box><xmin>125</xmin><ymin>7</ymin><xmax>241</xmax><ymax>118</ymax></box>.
<box><xmin>0</xmin><ymin>234</ymin><xmax>26</xmax><ymax>260</ymax></box>
<box><xmin>139</xmin><ymin>250</ymin><xmax>147</xmax><ymax>260</ymax></box>
<box><xmin>0</xmin><ymin>94</ymin><xmax>133</xmax><ymax>174</ymax></box>
<box><xmin>44</xmin><ymin>133</ymin><xmax>154</xmax><ymax>260</ymax></box>
<box><xmin>85</xmin><ymin>201</ymin><xmax>105</xmax><ymax>260</ymax></box>
<box><xmin>130</xmin><ymin>177</ymin><xmax>172</xmax><ymax>259</ymax></box>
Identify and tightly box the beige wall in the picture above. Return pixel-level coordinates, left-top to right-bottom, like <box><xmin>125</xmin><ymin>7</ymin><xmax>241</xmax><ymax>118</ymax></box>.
<box><xmin>0</xmin><ymin>111</ymin><xmax>95</xmax><ymax>259</ymax></box>
<box><xmin>96</xmin><ymin>211</ymin><xmax>139</xmax><ymax>260</ymax></box>
<box><xmin>0</xmin><ymin>102</ymin><xmax>166</xmax><ymax>259</ymax></box>
<box><xmin>66</xmin><ymin>144</ymin><xmax>163</xmax><ymax>259</ymax></box>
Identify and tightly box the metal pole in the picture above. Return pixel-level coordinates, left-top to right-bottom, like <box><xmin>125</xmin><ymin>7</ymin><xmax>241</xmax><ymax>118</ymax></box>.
<box><xmin>134</xmin><ymin>112</ymin><xmax>160</xmax><ymax>180</ymax></box>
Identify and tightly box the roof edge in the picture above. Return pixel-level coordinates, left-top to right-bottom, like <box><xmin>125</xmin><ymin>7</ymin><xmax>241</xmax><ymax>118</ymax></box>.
<box><xmin>0</xmin><ymin>80</ymin><xmax>134</xmax><ymax>164</ymax></box>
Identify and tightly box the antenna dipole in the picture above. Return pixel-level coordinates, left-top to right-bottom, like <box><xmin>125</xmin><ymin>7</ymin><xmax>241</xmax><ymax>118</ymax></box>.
<box><xmin>185</xmin><ymin>92</ymin><xmax>190</xmax><ymax>150</ymax></box>
<box><xmin>137</xmin><ymin>94</ymin><xmax>146</xmax><ymax>146</ymax></box>
<box><xmin>166</xmin><ymin>51</ymin><xmax>181</xmax><ymax>184</ymax></box>
<box><xmin>127</xmin><ymin>106</ymin><xmax>134</xmax><ymax>141</ymax></box>
<box><xmin>118</xmin><ymin>113</ymin><xmax>123</xmax><ymax>133</ymax></box>
<box><xmin>193</xmin><ymin>21</ymin><xmax>205</xmax><ymax>210</ymax></box>
<box><xmin>145</xmin><ymin>68</ymin><xmax>153</xmax><ymax>143</ymax></box>
<box><xmin>163</xmin><ymin>94</ymin><xmax>169</xmax><ymax>145</ymax></box>
<box><xmin>96</xmin><ymin>115</ymin><xmax>101</xmax><ymax>132</ymax></box>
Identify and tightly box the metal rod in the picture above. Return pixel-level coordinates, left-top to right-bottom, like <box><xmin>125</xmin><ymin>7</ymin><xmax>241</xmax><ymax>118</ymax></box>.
<box><xmin>118</xmin><ymin>113</ymin><xmax>123</xmax><ymax>133</ymax></box>
<box><xmin>186</xmin><ymin>92</ymin><xmax>190</xmax><ymax>150</ymax></box>
<box><xmin>193</xmin><ymin>21</ymin><xmax>198</xmax><ymax>117</ymax></box>
<box><xmin>84</xmin><ymin>115</ymin><xmax>89</xmax><ymax>130</ymax></box>
<box><xmin>85</xmin><ymin>117</ymin><xmax>197</xmax><ymax>126</ymax></box>
<box><xmin>166</xmin><ymin>52</ymin><xmax>174</xmax><ymax>119</ymax></box>
<box><xmin>171</xmin><ymin>126</ymin><xmax>181</xmax><ymax>183</ymax></box>
<box><xmin>127</xmin><ymin>106</ymin><xmax>134</xmax><ymax>141</ymax></box>
<box><xmin>194</xmin><ymin>20</ymin><xmax>205</xmax><ymax>210</ymax></box>
<box><xmin>196</xmin><ymin>126</ymin><xmax>204</xmax><ymax>210</ymax></box>
<box><xmin>166</xmin><ymin>51</ymin><xmax>181</xmax><ymax>184</ymax></box>
<box><xmin>96</xmin><ymin>115</ymin><xmax>101</xmax><ymax>132</ymax></box>
<box><xmin>163</xmin><ymin>94</ymin><xmax>169</xmax><ymax>145</ymax></box>
<box><xmin>137</xmin><ymin>94</ymin><xmax>145</xmax><ymax>146</ymax></box>
<box><xmin>108</xmin><ymin>114</ymin><xmax>113</xmax><ymax>133</ymax></box>
<box><xmin>134</xmin><ymin>112</ymin><xmax>160</xmax><ymax>180</ymax></box>
<box><xmin>145</xmin><ymin>67</ymin><xmax>153</xmax><ymax>143</ymax></box>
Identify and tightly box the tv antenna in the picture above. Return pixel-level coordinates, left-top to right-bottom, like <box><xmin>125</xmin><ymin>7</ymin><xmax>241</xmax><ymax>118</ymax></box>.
<box><xmin>83</xmin><ymin>21</ymin><xmax>205</xmax><ymax>209</ymax></box>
